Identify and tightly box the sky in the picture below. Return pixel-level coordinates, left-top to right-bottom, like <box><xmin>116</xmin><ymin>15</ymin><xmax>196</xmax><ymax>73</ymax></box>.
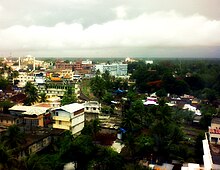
<box><xmin>0</xmin><ymin>0</ymin><xmax>220</xmax><ymax>58</ymax></box>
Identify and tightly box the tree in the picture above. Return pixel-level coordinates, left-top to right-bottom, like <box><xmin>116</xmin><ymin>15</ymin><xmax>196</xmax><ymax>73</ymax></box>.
<box><xmin>0</xmin><ymin>100</ymin><xmax>14</xmax><ymax>114</ymax></box>
<box><xmin>92</xmin><ymin>146</ymin><xmax>123</xmax><ymax>170</ymax></box>
<box><xmin>61</xmin><ymin>88</ymin><xmax>76</xmax><ymax>106</ymax></box>
<box><xmin>90</xmin><ymin>75</ymin><xmax>106</xmax><ymax>101</ymax></box>
<box><xmin>24</xmin><ymin>82</ymin><xmax>39</xmax><ymax>105</ymax></box>
<box><xmin>81</xmin><ymin>119</ymin><xmax>101</xmax><ymax>139</ymax></box>
<box><xmin>39</xmin><ymin>93</ymin><xmax>47</xmax><ymax>103</ymax></box>
<box><xmin>0</xmin><ymin>144</ymin><xmax>18</xmax><ymax>170</ymax></box>
<box><xmin>1</xmin><ymin>125</ymin><xmax>25</xmax><ymax>150</ymax></box>
<box><xmin>0</xmin><ymin>77</ymin><xmax>9</xmax><ymax>91</ymax></box>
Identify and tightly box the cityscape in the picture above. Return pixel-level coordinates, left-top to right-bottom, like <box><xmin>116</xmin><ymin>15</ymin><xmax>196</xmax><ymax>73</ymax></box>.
<box><xmin>1</xmin><ymin>0</ymin><xmax>220</xmax><ymax>170</ymax></box>
<box><xmin>0</xmin><ymin>56</ymin><xmax>220</xmax><ymax>170</ymax></box>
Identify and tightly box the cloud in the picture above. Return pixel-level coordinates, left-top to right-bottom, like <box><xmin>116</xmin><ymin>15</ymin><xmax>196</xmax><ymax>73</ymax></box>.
<box><xmin>113</xmin><ymin>6</ymin><xmax>128</xmax><ymax>19</ymax></box>
<box><xmin>0</xmin><ymin>11</ymin><xmax>220</xmax><ymax>53</ymax></box>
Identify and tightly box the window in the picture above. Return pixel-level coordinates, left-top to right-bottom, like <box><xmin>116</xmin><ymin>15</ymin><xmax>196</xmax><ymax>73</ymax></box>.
<box><xmin>59</xmin><ymin>120</ymin><xmax>62</xmax><ymax>125</ymax></box>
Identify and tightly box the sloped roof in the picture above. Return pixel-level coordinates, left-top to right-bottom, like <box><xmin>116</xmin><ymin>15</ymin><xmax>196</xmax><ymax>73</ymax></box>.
<box><xmin>9</xmin><ymin>105</ymin><xmax>50</xmax><ymax>116</ymax></box>
<box><xmin>57</xmin><ymin>103</ymin><xmax>84</xmax><ymax>113</ymax></box>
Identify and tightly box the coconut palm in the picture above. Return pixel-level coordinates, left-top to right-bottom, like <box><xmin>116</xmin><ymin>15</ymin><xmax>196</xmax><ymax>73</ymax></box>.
<box><xmin>24</xmin><ymin>81</ymin><xmax>39</xmax><ymax>105</ymax></box>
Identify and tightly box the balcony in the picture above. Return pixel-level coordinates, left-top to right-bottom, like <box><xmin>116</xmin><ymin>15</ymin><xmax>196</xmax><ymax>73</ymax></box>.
<box><xmin>53</xmin><ymin>116</ymin><xmax>70</xmax><ymax>121</ymax></box>
<box><xmin>53</xmin><ymin>124</ymin><xmax>70</xmax><ymax>130</ymax></box>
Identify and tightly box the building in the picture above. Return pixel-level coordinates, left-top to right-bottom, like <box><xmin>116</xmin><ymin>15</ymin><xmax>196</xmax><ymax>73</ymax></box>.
<box><xmin>84</xmin><ymin>101</ymin><xmax>101</xmax><ymax>121</ymax></box>
<box><xmin>52</xmin><ymin>103</ymin><xmax>84</xmax><ymax>136</ymax></box>
<box><xmin>0</xmin><ymin>113</ymin><xmax>22</xmax><ymax>132</ymax></box>
<box><xmin>55</xmin><ymin>60</ymin><xmax>73</xmax><ymax>70</ymax></box>
<box><xmin>208</xmin><ymin>118</ymin><xmax>220</xmax><ymax>144</ymax></box>
<box><xmin>9</xmin><ymin>105</ymin><xmax>52</xmax><ymax>129</ymax></box>
<box><xmin>14</xmin><ymin>71</ymin><xmax>35</xmax><ymax>87</ymax></box>
<box><xmin>37</xmin><ymin>81</ymin><xmax>79</xmax><ymax>98</ymax></box>
<box><xmin>95</xmin><ymin>63</ymin><xmax>128</xmax><ymax>77</ymax></box>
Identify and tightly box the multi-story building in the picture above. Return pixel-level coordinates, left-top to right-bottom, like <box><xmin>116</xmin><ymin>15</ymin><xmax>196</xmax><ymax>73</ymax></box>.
<box><xmin>55</xmin><ymin>60</ymin><xmax>73</xmax><ymax>70</ymax></box>
<box><xmin>14</xmin><ymin>71</ymin><xmax>35</xmax><ymax>87</ymax></box>
<box><xmin>73</xmin><ymin>60</ymin><xmax>93</xmax><ymax>75</ymax></box>
<box><xmin>52</xmin><ymin>103</ymin><xmax>84</xmax><ymax>136</ymax></box>
<box><xmin>208</xmin><ymin>118</ymin><xmax>220</xmax><ymax>144</ymax></box>
<box><xmin>84</xmin><ymin>101</ymin><xmax>101</xmax><ymax>121</ymax></box>
<box><xmin>37</xmin><ymin>82</ymin><xmax>79</xmax><ymax>98</ymax></box>
<box><xmin>95</xmin><ymin>63</ymin><xmax>128</xmax><ymax>76</ymax></box>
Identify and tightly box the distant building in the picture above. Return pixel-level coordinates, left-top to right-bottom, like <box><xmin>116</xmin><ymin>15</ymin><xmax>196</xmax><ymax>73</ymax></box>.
<box><xmin>145</xmin><ymin>60</ymin><xmax>153</xmax><ymax>64</ymax></box>
<box><xmin>52</xmin><ymin>103</ymin><xmax>85</xmax><ymax>136</ymax></box>
<box><xmin>14</xmin><ymin>71</ymin><xmax>34</xmax><ymax>87</ymax></box>
<box><xmin>55</xmin><ymin>61</ymin><xmax>73</xmax><ymax>70</ymax></box>
<box><xmin>95</xmin><ymin>63</ymin><xmax>128</xmax><ymax>76</ymax></box>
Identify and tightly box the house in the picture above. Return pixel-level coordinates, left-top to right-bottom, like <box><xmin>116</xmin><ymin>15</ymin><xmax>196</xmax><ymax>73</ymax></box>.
<box><xmin>0</xmin><ymin>113</ymin><xmax>22</xmax><ymax>132</ymax></box>
<box><xmin>9</xmin><ymin>105</ymin><xmax>51</xmax><ymax>130</ymax></box>
<box><xmin>208</xmin><ymin>118</ymin><xmax>220</xmax><ymax>144</ymax></box>
<box><xmin>84</xmin><ymin>101</ymin><xmax>101</xmax><ymax>121</ymax></box>
<box><xmin>18</xmin><ymin>128</ymin><xmax>65</xmax><ymax>158</ymax></box>
<box><xmin>52</xmin><ymin>103</ymin><xmax>84</xmax><ymax>136</ymax></box>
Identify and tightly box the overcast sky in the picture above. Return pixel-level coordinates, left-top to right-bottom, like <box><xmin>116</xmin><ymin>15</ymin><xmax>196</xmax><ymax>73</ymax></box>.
<box><xmin>0</xmin><ymin>0</ymin><xmax>220</xmax><ymax>58</ymax></box>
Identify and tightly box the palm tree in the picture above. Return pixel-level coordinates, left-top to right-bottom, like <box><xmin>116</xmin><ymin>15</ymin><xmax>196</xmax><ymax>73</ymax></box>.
<box><xmin>0</xmin><ymin>144</ymin><xmax>18</xmax><ymax>170</ymax></box>
<box><xmin>39</xmin><ymin>93</ymin><xmax>47</xmax><ymax>103</ymax></box>
<box><xmin>24</xmin><ymin>82</ymin><xmax>39</xmax><ymax>105</ymax></box>
<box><xmin>2</xmin><ymin>125</ymin><xmax>25</xmax><ymax>150</ymax></box>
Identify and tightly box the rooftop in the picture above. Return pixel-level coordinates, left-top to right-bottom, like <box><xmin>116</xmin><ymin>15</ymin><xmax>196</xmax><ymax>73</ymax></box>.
<box><xmin>56</xmin><ymin>103</ymin><xmax>84</xmax><ymax>113</ymax></box>
<box><xmin>211</xmin><ymin>118</ymin><xmax>220</xmax><ymax>124</ymax></box>
<box><xmin>9</xmin><ymin>105</ymin><xmax>50</xmax><ymax>116</ymax></box>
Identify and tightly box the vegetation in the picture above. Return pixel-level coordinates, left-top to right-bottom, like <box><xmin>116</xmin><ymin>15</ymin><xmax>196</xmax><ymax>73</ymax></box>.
<box><xmin>61</xmin><ymin>88</ymin><xmax>77</xmax><ymax>105</ymax></box>
<box><xmin>24</xmin><ymin>81</ymin><xmax>39</xmax><ymax>106</ymax></box>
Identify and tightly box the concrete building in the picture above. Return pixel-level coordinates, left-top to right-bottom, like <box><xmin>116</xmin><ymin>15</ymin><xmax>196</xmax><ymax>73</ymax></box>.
<box><xmin>95</xmin><ymin>63</ymin><xmax>128</xmax><ymax>76</ymax></box>
<box><xmin>14</xmin><ymin>71</ymin><xmax>35</xmax><ymax>87</ymax></box>
<box><xmin>52</xmin><ymin>103</ymin><xmax>84</xmax><ymax>136</ymax></box>
<box><xmin>55</xmin><ymin>60</ymin><xmax>73</xmax><ymax>70</ymax></box>
<box><xmin>208</xmin><ymin>118</ymin><xmax>220</xmax><ymax>144</ymax></box>
<box><xmin>84</xmin><ymin>101</ymin><xmax>101</xmax><ymax>121</ymax></box>
<box><xmin>9</xmin><ymin>105</ymin><xmax>51</xmax><ymax>129</ymax></box>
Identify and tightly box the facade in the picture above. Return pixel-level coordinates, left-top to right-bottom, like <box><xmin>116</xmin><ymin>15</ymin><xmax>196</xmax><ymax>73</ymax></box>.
<box><xmin>208</xmin><ymin>118</ymin><xmax>220</xmax><ymax>144</ymax></box>
<box><xmin>95</xmin><ymin>63</ymin><xmax>128</xmax><ymax>76</ymax></box>
<box><xmin>55</xmin><ymin>61</ymin><xmax>73</xmax><ymax>70</ymax></box>
<box><xmin>37</xmin><ymin>82</ymin><xmax>79</xmax><ymax>98</ymax></box>
<box><xmin>84</xmin><ymin>101</ymin><xmax>101</xmax><ymax>121</ymax></box>
<box><xmin>14</xmin><ymin>71</ymin><xmax>35</xmax><ymax>87</ymax></box>
<box><xmin>52</xmin><ymin>103</ymin><xmax>85</xmax><ymax>135</ymax></box>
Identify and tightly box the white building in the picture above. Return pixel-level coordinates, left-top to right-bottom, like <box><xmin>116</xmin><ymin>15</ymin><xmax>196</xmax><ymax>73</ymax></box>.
<box><xmin>14</xmin><ymin>72</ymin><xmax>35</xmax><ymax>87</ymax></box>
<box><xmin>52</xmin><ymin>103</ymin><xmax>84</xmax><ymax>136</ymax></box>
<box><xmin>95</xmin><ymin>64</ymin><xmax>128</xmax><ymax>76</ymax></box>
<box><xmin>84</xmin><ymin>101</ymin><xmax>101</xmax><ymax>121</ymax></box>
<box><xmin>208</xmin><ymin>118</ymin><xmax>220</xmax><ymax>144</ymax></box>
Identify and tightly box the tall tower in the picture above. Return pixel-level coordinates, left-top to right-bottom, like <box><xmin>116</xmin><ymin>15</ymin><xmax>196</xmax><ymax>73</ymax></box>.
<box><xmin>18</xmin><ymin>57</ymin><xmax>21</xmax><ymax>70</ymax></box>
<box><xmin>33</xmin><ymin>57</ymin><xmax>35</xmax><ymax>70</ymax></box>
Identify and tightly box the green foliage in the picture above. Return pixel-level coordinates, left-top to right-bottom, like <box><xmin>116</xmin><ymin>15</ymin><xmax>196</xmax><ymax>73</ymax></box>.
<box><xmin>1</xmin><ymin>125</ymin><xmax>25</xmax><ymax>150</ymax></box>
<box><xmin>24</xmin><ymin>82</ymin><xmax>39</xmax><ymax>105</ymax></box>
<box><xmin>81</xmin><ymin>119</ymin><xmax>101</xmax><ymax>138</ymax></box>
<box><xmin>39</xmin><ymin>93</ymin><xmax>47</xmax><ymax>103</ymax></box>
<box><xmin>0</xmin><ymin>100</ymin><xmax>14</xmax><ymax>114</ymax></box>
<box><xmin>90</xmin><ymin>75</ymin><xmax>106</xmax><ymax>101</ymax></box>
<box><xmin>0</xmin><ymin>77</ymin><xmax>9</xmax><ymax>91</ymax></box>
<box><xmin>61</xmin><ymin>88</ymin><xmax>76</xmax><ymax>106</ymax></box>
<box><xmin>92</xmin><ymin>146</ymin><xmax>123</xmax><ymax>170</ymax></box>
